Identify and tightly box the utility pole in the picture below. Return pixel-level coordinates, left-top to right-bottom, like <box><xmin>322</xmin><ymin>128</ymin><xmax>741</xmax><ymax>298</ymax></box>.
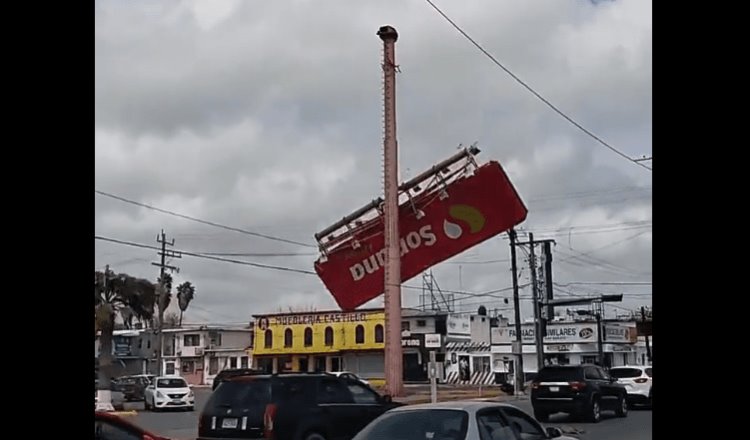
<box><xmin>508</xmin><ymin>229</ymin><xmax>524</xmax><ymax>395</ymax></box>
<box><xmin>527</xmin><ymin>233</ymin><xmax>545</xmax><ymax>371</ymax></box>
<box><xmin>515</xmin><ymin>237</ymin><xmax>555</xmax><ymax>371</ymax></box>
<box><xmin>641</xmin><ymin>306</ymin><xmax>652</xmax><ymax>363</ymax></box>
<box><xmin>152</xmin><ymin>229</ymin><xmax>181</xmax><ymax>376</ymax></box>
<box><xmin>595</xmin><ymin>302</ymin><xmax>604</xmax><ymax>367</ymax></box>
<box><xmin>378</xmin><ymin>25</ymin><xmax>403</xmax><ymax>397</ymax></box>
<box><xmin>542</xmin><ymin>241</ymin><xmax>555</xmax><ymax>322</ymax></box>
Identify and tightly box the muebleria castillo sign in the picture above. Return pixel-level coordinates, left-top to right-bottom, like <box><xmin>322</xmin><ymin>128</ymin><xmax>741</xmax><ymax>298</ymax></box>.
<box><xmin>492</xmin><ymin>323</ymin><xmax>598</xmax><ymax>344</ymax></box>
<box><xmin>265</xmin><ymin>312</ymin><xmax>369</xmax><ymax>327</ymax></box>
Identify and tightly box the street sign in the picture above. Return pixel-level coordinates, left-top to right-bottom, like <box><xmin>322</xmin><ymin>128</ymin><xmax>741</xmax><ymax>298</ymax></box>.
<box><xmin>425</xmin><ymin>333</ymin><xmax>441</xmax><ymax>348</ymax></box>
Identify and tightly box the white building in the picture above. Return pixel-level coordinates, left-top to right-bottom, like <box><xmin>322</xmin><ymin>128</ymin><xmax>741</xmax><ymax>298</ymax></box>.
<box><xmin>136</xmin><ymin>325</ymin><xmax>253</xmax><ymax>386</ymax></box>
<box><xmin>490</xmin><ymin>320</ymin><xmax>641</xmax><ymax>380</ymax></box>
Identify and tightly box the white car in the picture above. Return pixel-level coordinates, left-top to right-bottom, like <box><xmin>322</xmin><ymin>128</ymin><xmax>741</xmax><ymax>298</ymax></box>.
<box><xmin>329</xmin><ymin>371</ymin><xmax>370</xmax><ymax>387</ymax></box>
<box><xmin>353</xmin><ymin>401</ymin><xmax>577</xmax><ymax>440</ymax></box>
<box><xmin>144</xmin><ymin>376</ymin><xmax>195</xmax><ymax>411</ymax></box>
<box><xmin>609</xmin><ymin>365</ymin><xmax>652</xmax><ymax>407</ymax></box>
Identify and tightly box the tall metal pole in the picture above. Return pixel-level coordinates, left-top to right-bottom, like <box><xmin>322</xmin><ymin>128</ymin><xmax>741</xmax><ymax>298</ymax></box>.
<box><xmin>508</xmin><ymin>230</ymin><xmax>525</xmax><ymax>395</ymax></box>
<box><xmin>641</xmin><ymin>306</ymin><xmax>652</xmax><ymax>364</ymax></box>
<box><xmin>378</xmin><ymin>25</ymin><xmax>403</xmax><ymax>397</ymax></box>
<box><xmin>528</xmin><ymin>233</ymin><xmax>545</xmax><ymax>371</ymax></box>
<box><xmin>596</xmin><ymin>303</ymin><xmax>604</xmax><ymax>367</ymax></box>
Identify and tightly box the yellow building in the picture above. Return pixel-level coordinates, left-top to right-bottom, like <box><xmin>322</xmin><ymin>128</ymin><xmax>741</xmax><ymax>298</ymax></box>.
<box><xmin>252</xmin><ymin>308</ymin><xmax>386</xmax><ymax>379</ymax></box>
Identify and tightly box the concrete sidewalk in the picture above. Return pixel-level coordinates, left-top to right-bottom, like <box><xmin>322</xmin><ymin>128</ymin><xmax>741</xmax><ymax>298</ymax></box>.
<box><xmin>388</xmin><ymin>386</ymin><xmax>527</xmax><ymax>405</ymax></box>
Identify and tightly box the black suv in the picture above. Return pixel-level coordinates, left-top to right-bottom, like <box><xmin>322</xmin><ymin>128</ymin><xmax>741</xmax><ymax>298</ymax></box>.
<box><xmin>530</xmin><ymin>365</ymin><xmax>628</xmax><ymax>423</ymax></box>
<box><xmin>198</xmin><ymin>373</ymin><xmax>401</xmax><ymax>440</ymax></box>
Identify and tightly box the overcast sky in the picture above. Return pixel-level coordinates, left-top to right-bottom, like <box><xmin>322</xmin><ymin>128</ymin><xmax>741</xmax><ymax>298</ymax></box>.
<box><xmin>95</xmin><ymin>0</ymin><xmax>652</xmax><ymax>325</ymax></box>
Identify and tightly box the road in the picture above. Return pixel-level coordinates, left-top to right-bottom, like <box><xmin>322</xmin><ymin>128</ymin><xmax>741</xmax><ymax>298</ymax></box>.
<box><xmin>129</xmin><ymin>388</ymin><xmax>652</xmax><ymax>440</ymax></box>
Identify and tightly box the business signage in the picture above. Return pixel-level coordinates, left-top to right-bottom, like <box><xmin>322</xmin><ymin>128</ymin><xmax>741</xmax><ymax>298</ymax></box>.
<box><xmin>402</xmin><ymin>334</ymin><xmax>425</xmax><ymax>349</ymax></box>
<box><xmin>492</xmin><ymin>323</ymin><xmax>599</xmax><ymax>345</ymax></box>
<box><xmin>425</xmin><ymin>333</ymin><xmax>441</xmax><ymax>348</ymax></box>
<box><xmin>604</xmin><ymin>324</ymin><xmax>637</xmax><ymax>343</ymax></box>
<box><xmin>447</xmin><ymin>313</ymin><xmax>471</xmax><ymax>336</ymax></box>
<box><xmin>315</xmin><ymin>161</ymin><xmax>528</xmax><ymax>310</ymax></box>
<box><xmin>260</xmin><ymin>311</ymin><xmax>369</xmax><ymax>327</ymax></box>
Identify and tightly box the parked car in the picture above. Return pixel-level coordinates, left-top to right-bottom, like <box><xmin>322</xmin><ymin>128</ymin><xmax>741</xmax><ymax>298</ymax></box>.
<box><xmin>115</xmin><ymin>374</ymin><xmax>155</xmax><ymax>401</ymax></box>
<box><xmin>212</xmin><ymin>368</ymin><xmax>263</xmax><ymax>391</ymax></box>
<box><xmin>328</xmin><ymin>371</ymin><xmax>371</xmax><ymax>387</ymax></box>
<box><xmin>531</xmin><ymin>365</ymin><xmax>628</xmax><ymax>423</ymax></box>
<box><xmin>608</xmin><ymin>365</ymin><xmax>652</xmax><ymax>408</ymax></box>
<box><xmin>144</xmin><ymin>376</ymin><xmax>195</xmax><ymax>411</ymax></box>
<box><xmin>198</xmin><ymin>372</ymin><xmax>400</xmax><ymax>440</ymax></box>
<box><xmin>95</xmin><ymin>411</ymin><xmax>171</xmax><ymax>440</ymax></box>
<box><xmin>353</xmin><ymin>401</ymin><xmax>576</xmax><ymax>440</ymax></box>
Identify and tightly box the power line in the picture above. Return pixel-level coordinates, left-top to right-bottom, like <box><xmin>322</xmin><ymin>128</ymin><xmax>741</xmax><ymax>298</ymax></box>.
<box><xmin>444</xmin><ymin>258</ymin><xmax>509</xmax><ymax>265</ymax></box>
<box><xmin>95</xmin><ymin>190</ymin><xmax>315</xmax><ymax>248</ymax></box>
<box><xmin>524</xmin><ymin>220</ymin><xmax>652</xmax><ymax>234</ymax></box>
<box><xmin>527</xmin><ymin>186</ymin><xmax>652</xmax><ymax>203</ymax></box>
<box><xmin>97</xmin><ymin>234</ymin><xmax>525</xmax><ymax>299</ymax></box>
<box><xmin>196</xmin><ymin>252</ymin><xmax>317</xmax><ymax>257</ymax></box>
<box><xmin>423</xmin><ymin>0</ymin><xmax>651</xmax><ymax>172</ymax></box>
<box><xmin>556</xmin><ymin>281</ymin><xmax>652</xmax><ymax>286</ymax></box>
<box><xmin>95</xmin><ymin>235</ymin><xmax>317</xmax><ymax>275</ymax></box>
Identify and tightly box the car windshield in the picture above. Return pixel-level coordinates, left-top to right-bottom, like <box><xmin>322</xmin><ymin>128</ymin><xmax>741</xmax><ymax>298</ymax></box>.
<box><xmin>536</xmin><ymin>367</ymin><xmax>582</xmax><ymax>382</ymax></box>
<box><xmin>157</xmin><ymin>378</ymin><xmax>187</xmax><ymax>388</ymax></box>
<box><xmin>609</xmin><ymin>368</ymin><xmax>644</xmax><ymax>379</ymax></box>
<box><xmin>354</xmin><ymin>409</ymin><xmax>468</xmax><ymax>440</ymax></box>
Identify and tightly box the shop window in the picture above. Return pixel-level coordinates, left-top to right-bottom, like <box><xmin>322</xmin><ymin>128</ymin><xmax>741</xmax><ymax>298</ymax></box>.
<box><xmin>325</xmin><ymin>326</ymin><xmax>334</xmax><ymax>346</ymax></box>
<box><xmin>241</xmin><ymin>356</ymin><xmax>249</xmax><ymax>368</ymax></box>
<box><xmin>182</xmin><ymin>360</ymin><xmax>195</xmax><ymax>374</ymax></box>
<box><xmin>183</xmin><ymin>334</ymin><xmax>200</xmax><ymax>347</ymax></box>
<box><xmin>284</xmin><ymin>328</ymin><xmax>293</xmax><ymax>347</ymax></box>
<box><xmin>374</xmin><ymin>324</ymin><xmax>384</xmax><ymax>343</ymax></box>
<box><xmin>355</xmin><ymin>325</ymin><xmax>365</xmax><ymax>344</ymax></box>
<box><xmin>304</xmin><ymin>327</ymin><xmax>313</xmax><ymax>347</ymax></box>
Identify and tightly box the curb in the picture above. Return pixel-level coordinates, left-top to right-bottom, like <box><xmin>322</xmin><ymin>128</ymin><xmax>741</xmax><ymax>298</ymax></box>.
<box><xmin>109</xmin><ymin>410</ymin><xmax>138</xmax><ymax>416</ymax></box>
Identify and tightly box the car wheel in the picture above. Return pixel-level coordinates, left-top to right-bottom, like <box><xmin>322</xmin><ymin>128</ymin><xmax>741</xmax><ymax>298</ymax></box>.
<box><xmin>534</xmin><ymin>410</ymin><xmax>549</xmax><ymax>422</ymax></box>
<box><xmin>303</xmin><ymin>432</ymin><xmax>327</xmax><ymax>440</ymax></box>
<box><xmin>615</xmin><ymin>395</ymin><xmax>628</xmax><ymax>417</ymax></box>
<box><xmin>586</xmin><ymin>397</ymin><xmax>601</xmax><ymax>423</ymax></box>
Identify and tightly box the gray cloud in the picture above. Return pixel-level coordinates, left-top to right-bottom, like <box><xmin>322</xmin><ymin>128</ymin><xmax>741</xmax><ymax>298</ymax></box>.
<box><xmin>95</xmin><ymin>0</ymin><xmax>651</xmax><ymax>323</ymax></box>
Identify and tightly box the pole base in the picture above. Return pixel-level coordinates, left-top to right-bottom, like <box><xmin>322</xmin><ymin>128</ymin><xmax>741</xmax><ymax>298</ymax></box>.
<box><xmin>95</xmin><ymin>390</ymin><xmax>115</xmax><ymax>412</ymax></box>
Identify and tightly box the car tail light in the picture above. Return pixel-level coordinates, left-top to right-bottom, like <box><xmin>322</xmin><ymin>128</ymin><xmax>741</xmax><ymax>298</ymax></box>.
<box><xmin>569</xmin><ymin>381</ymin><xmax>587</xmax><ymax>391</ymax></box>
<box><xmin>634</xmin><ymin>378</ymin><xmax>648</xmax><ymax>383</ymax></box>
<box><xmin>143</xmin><ymin>435</ymin><xmax>156</xmax><ymax>440</ymax></box>
<box><xmin>263</xmin><ymin>403</ymin><xmax>278</xmax><ymax>439</ymax></box>
<box><xmin>531</xmin><ymin>382</ymin><xmax>540</xmax><ymax>390</ymax></box>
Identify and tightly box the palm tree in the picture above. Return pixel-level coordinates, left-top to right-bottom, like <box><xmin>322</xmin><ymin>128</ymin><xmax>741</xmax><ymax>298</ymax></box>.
<box><xmin>176</xmin><ymin>281</ymin><xmax>196</xmax><ymax>326</ymax></box>
<box><xmin>157</xmin><ymin>272</ymin><xmax>173</xmax><ymax>319</ymax></box>
<box><xmin>95</xmin><ymin>267</ymin><xmax>156</xmax><ymax>410</ymax></box>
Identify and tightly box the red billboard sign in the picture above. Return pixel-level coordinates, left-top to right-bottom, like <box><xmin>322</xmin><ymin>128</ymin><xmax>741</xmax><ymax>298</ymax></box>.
<box><xmin>315</xmin><ymin>161</ymin><xmax>527</xmax><ymax>310</ymax></box>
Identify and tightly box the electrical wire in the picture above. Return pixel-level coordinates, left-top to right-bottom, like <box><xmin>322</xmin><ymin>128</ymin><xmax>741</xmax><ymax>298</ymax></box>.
<box><xmin>423</xmin><ymin>0</ymin><xmax>652</xmax><ymax>172</ymax></box>
<box><xmin>96</xmin><ymin>235</ymin><xmax>523</xmax><ymax>299</ymax></box>
<box><xmin>95</xmin><ymin>190</ymin><xmax>315</xmax><ymax>248</ymax></box>
<box><xmin>95</xmin><ymin>235</ymin><xmax>317</xmax><ymax>275</ymax></box>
